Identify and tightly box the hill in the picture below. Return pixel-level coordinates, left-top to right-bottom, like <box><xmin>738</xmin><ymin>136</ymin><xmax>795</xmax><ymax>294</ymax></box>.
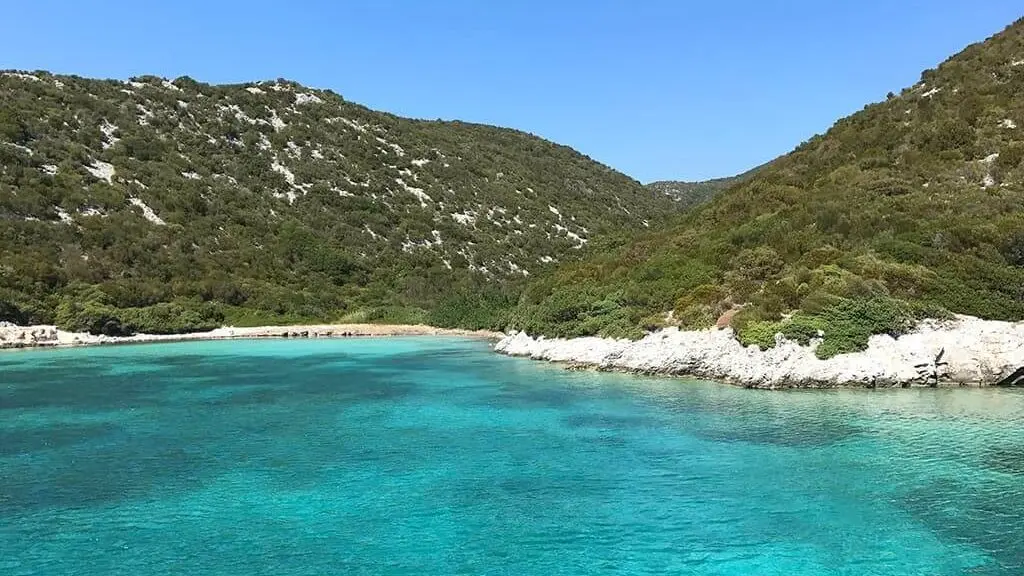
<box><xmin>647</xmin><ymin>164</ymin><xmax>766</xmax><ymax>209</ymax></box>
<box><xmin>0</xmin><ymin>71</ymin><xmax>676</xmax><ymax>334</ymax></box>
<box><xmin>510</xmin><ymin>19</ymin><xmax>1024</xmax><ymax>358</ymax></box>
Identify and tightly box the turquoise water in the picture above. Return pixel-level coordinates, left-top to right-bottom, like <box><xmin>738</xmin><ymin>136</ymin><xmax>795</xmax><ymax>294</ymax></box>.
<box><xmin>1</xmin><ymin>338</ymin><xmax>1023</xmax><ymax>575</ymax></box>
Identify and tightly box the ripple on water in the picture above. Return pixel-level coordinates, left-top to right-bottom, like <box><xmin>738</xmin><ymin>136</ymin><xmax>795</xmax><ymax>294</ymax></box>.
<box><xmin>1</xmin><ymin>338</ymin><xmax>1023</xmax><ymax>575</ymax></box>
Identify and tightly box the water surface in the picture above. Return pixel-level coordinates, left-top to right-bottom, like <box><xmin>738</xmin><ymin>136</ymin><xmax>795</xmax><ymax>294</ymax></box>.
<box><xmin>2</xmin><ymin>338</ymin><xmax>1023</xmax><ymax>575</ymax></box>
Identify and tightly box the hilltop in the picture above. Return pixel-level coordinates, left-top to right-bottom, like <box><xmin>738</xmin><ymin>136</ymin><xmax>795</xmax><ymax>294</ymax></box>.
<box><xmin>0</xmin><ymin>72</ymin><xmax>676</xmax><ymax>333</ymax></box>
<box><xmin>646</xmin><ymin>163</ymin><xmax>767</xmax><ymax>209</ymax></box>
<box><xmin>511</xmin><ymin>19</ymin><xmax>1024</xmax><ymax>358</ymax></box>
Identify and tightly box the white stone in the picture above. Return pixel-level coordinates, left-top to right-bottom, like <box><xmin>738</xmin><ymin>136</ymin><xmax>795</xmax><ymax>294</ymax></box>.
<box><xmin>129</xmin><ymin>198</ymin><xmax>166</xmax><ymax>225</ymax></box>
<box><xmin>451</xmin><ymin>211</ymin><xmax>476</xmax><ymax>226</ymax></box>
<box><xmin>376</xmin><ymin>137</ymin><xmax>406</xmax><ymax>157</ymax></box>
<box><xmin>494</xmin><ymin>315</ymin><xmax>1024</xmax><ymax>388</ymax></box>
<box><xmin>55</xmin><ymin>207</ymin><xmax>73</xmax><ymax>224</ymax></box>
<box><xmin>85</xmin><ymin>160</ymin><xmax>116</xmax><ymax>183</ymax></box>
<box><xmin>2</xmin><ymin>72</ymin><xmax>40</xmax><ymax>82</ymax></box>
<box><xmin>396</xmin><ymin>178</ymin><xmax>431</xmax><ymax>207</ymax></box>
<box><xmin>100</xmin><ymin>120</ymin><xmax>120</xmax><ymax>149</ymax></box>
<box><xmin>294</xmin><ymin>92</ymin><xmax>323</xmax><ymax>105</ymax></box>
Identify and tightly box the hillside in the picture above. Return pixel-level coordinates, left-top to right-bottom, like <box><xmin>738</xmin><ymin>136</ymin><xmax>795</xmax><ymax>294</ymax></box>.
<box><xmin>511</xmin><ymin>19</ymin><xmax>1024</xmax><ymax>358</ymax></box>
<box><xmin>647</xmin><ymin>163</ymin><xmax>766</xmax><ymax>209</ymax></box>
<box><xmin>0</xmin><ymin>71</ymin><xmax>676</xmax><ymax>333</ymax></box>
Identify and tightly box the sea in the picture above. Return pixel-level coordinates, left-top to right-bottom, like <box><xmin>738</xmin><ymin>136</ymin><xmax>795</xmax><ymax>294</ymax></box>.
<box><xmin>2</xmin><ymin>337</ymin><xmax>1022</xmax><ymax>575</ymax></box>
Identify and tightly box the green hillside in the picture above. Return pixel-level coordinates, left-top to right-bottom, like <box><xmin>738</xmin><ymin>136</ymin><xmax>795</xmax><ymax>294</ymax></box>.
<box><xmin>511</xmin><ymin>19</ymin><xmax>1024</xmax><ymax>358</ymax></box>
<box><xmin>646</xmin><ymin>163</ymin><xmax>767</xmax><ymax>209</ymax></box>
<box><xmin>0</xmin><ymin>72</ymin><xmax>676</xmax><ymax>333</ymax></box>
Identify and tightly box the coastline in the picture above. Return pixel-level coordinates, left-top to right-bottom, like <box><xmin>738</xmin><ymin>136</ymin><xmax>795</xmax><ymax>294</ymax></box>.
<box><xmin>494</xmin><ymin>315</ymin><xmax>1024</xmax><ymax>389</ymax></box>
<box><xmin>0</xmin><ymin>323</ymin><xmax>503</xmax><ymax>351</ymax></box>
<box><xmin>6</xmin><ymin>316</ymin><xmax>1021</xmax><ymax>389</ymax></box>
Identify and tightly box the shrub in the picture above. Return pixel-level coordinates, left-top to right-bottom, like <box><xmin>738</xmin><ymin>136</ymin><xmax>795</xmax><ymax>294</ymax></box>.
<box><xmin>737</xmin><ymin>320</ymin><xmax>784</xmax><ymax>350</ymax></box>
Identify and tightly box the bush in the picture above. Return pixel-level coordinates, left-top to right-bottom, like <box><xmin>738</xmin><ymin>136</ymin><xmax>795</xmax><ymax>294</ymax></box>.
<box><xmin>737</xmin><ymin>320</ymin><xmax>784</xmax><ymax>349</ymax></box>
<box><xmin>735</xmin><ymin>296</ymin><xmax>942</xmax><ymax>359</ymax></box>
<box><xmin>54</xmin><ymin>299</ymin><xmax>224</xmax><ymax>335</ymax></box>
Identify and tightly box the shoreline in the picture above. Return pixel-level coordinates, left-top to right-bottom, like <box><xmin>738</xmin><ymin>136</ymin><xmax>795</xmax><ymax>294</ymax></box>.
<box><xmin>494</xmin><ymin>315</ymin><xmax>1024</xmax><ymax>389</ymax></box>
<box><xmin>6</xmin><ymin>317</ymin><xmax>1021</xmax><ymax>390</ymax></box>
<box><xmin>0</xmin><ymin>323</ymin><xmax>503</xmax><ymax>351</ymax></box>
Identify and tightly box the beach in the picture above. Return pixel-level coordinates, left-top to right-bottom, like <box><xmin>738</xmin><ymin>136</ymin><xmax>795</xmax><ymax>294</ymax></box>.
<box><xmin>0</xmin><ymin>323</ymin><xmax>503</xmax><ymax>350</ymax></box>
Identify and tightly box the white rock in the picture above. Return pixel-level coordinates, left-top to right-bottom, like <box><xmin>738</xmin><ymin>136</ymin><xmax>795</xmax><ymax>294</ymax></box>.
<box><xmin>451</xmin><ymin>211</ymin><xmax>476</xmax><ymax>226</ymax></box>
<box><xmin>55</xmin><ymin>207</ymin><xmax>74</xmax><ymax>224</ymax></box>
<box><xmin>294</xmin><ymin>92</ymin><xmax>323</xmax><ymax>105</ymax></box>
<box><xmin>494</xmin><ymin>315</ymin><xmax>1024</xmax><ymax>388</ymax></box>
<box><xmin>85</xmin><ymin>160</ymin><xmax>116</xmax><ymax>183</ymax></box>
<box><xmin>396</xmin><ymin>178</ymin><xmax>431</xmax><ymax>207</ymax></box>
<box><xmin>2</xmin><ymin>72</ymin><xmax>41</xmax><ymax>82</ymax></box>
<box><xmin>100</xmin><ymin>120</ymin><xmax>120</xmax><ymax>149</ymax></box>
<box><xmin>129</xmin><ymin>198</ymin><xmax>166</xmax><ymax>225</ymax></box>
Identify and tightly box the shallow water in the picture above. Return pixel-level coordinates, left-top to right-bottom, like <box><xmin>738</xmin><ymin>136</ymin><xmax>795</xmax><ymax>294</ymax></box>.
<box><xmin>1</xmin><ymin>337</ymin><xmax>1023</xmax><ymax>575</ymax></box>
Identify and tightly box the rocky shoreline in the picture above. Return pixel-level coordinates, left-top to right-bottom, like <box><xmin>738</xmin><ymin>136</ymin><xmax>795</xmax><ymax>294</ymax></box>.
<box><xmin>7</xmin><ymin>317</ymin><xmax>1022</xmax><ymax>389</ymax></box>
<box><xmin>494</xmin><ymin>315</ymin><xmax>1024</xmax><ymax>389</ymax></box>
<box><xmin>0</xmin><ymin>323</ymin><xmax>502</xmax><ymax>350</ymax></box>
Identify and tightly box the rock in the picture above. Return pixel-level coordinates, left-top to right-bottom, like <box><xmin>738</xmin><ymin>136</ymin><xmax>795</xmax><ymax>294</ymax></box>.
<box><xmin>715</xmin><ymin>308</ymin><xmax>740</xmax><ymax>329</ymax></box>
<box><xmin>494</xmin><ymin>315</ymin><xmax>1024</xmax><ymax>388</ymax></box>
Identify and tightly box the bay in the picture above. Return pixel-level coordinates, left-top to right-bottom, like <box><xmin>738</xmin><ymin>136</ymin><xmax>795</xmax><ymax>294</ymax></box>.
<box><xmin>1</xmin><ymin>337</ymin><xmax>1022</xmax><ymax>575</ymax></box>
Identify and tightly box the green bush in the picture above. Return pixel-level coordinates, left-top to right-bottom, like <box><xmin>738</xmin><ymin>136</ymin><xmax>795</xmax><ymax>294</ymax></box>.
<box><xmin>737</xmin><ymin>320</ymin><xmax>784</xmax><ymax>350</ymax></box>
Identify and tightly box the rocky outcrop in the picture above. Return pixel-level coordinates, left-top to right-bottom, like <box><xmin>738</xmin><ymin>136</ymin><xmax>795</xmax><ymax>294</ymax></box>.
<box><xmin>493</xmin><ymin>315</ymin><xmax>1024</xmax><ymax>388</ymax></box>
<box><xmin>0</xmin><ymin>323</ymin><xmax>60</xmax><ymax>348</ymax></box>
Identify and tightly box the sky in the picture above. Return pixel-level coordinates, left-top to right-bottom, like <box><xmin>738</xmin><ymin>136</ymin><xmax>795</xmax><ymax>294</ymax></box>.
<box><xmin>2</xmin><ymin>1</ymin><xmax>1021</xmax><ymax>182</ymax></box>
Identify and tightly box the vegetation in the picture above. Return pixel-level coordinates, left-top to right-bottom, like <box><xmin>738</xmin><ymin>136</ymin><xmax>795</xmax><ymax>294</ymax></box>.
<box><xmin>4</xmin><ymin>18</ymin><xmax>1022</xmax><ymax>353</ymax></box>
<box><xmin>508</xmin><ymin>19</ymin><xmax>1024</xmax><ymax>357</ymax></box>
<box><xmin>0</xmin><ymin>71</ymin><xmax>676</xmax><ymax>333</ymax></box>
<box><xmin>647</xmin><ymin>162</ymin><xmax>768</xmax><ymax>210</ymax></box>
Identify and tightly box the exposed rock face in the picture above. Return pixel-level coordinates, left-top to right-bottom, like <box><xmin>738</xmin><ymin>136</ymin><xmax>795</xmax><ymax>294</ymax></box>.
<box><xmin>494</xmin><ymin>316</ymin><xmax>1024</xmax><ymax>389</ymax></box>
<box><xmin>0</xmin><ymin>325</ymin><xmax>59</xmax><ymax>348</ymax></box>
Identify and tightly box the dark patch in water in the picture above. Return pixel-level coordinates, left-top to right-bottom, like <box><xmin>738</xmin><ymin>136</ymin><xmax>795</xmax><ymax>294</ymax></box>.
<box><xmin>900</xmin><ymin>478</ymin><xmax>1024</xmax><ymax>572</ymax></box>
<box><xmin>564</xmin><ymin>413</ymin><xmax>662</xmax><ymax>431</ymax></box>
<box><xmin>983</xmin><ymin>445</ymin><xmax>1024</xmax><ymax>476</ymax></box>
<box><xmin>489</xmin><ymin>385</ymin><xmax>578</xmax><ymax>408</ymax></box>
<box><xmin>692</xmin><ymin>418</ymin><xmax>864</xmax><ymax>448</ymax></box>
<box><xmin>0</xmin><ymin>436</ymin><xmax>219</xmax><ymax>513</ymax></box>
<box><xmin>0</xmin><ymin>422</ymin><xmax>120</xmax><ymax>456</ymax></box>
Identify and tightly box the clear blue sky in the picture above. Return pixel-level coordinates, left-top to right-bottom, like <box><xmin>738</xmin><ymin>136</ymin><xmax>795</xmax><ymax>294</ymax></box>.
<box><xmin>2</xmin><ymin>1</ymin><xmax>1021</xmax><ymax>182</ymax></box>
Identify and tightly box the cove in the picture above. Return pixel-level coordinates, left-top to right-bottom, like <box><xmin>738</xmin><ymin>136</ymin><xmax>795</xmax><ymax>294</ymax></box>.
<box><xmin>1</xmin><ymin>337</ymin><xmax>1023</xmax><ymax>575</ymax></box>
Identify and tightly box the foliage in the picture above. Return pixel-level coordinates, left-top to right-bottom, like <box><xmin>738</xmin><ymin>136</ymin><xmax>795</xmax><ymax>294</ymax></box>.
<box><xmin>509</xmin><ymin>19</ymin><xmax>1024</xmax><ymax>347</ymax></box>
<box><xmin>646</xmin><ymin>161</ymin><xmax>769</xmax><ymax>209</ymax></box>
<box><xmin>0</xmin><ymin>70</ymin><xmax>678</xmax><ymax>334</ymax></box>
